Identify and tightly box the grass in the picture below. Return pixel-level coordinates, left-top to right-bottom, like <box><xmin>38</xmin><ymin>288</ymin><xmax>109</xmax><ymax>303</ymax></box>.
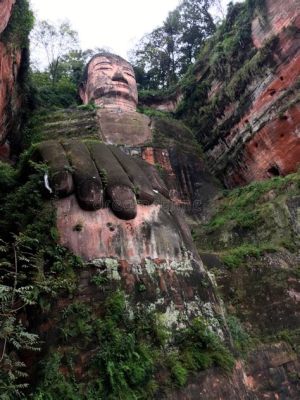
<box><xmin>206</xmin><ymin>173</ymin><xmax>300</xmax><ymax>233</ymax></box>
<box><xmin>220</xmin><ymin>243</ymin><xmax>278</xmax><ymax>269</ymax></box>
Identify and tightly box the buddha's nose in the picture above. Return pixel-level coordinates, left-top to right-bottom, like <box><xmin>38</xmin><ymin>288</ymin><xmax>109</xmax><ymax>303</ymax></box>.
<box><xmin>112</xmin><ymin>69</ymin><xmax>128</xmax><ymax>85</ymax></box>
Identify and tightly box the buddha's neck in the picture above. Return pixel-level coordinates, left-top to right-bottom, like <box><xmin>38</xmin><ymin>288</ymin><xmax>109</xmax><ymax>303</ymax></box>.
<box><xmin>94</xmin><ymin>98</ymin><xmax>137</xmax><ymax>112</ymax></box>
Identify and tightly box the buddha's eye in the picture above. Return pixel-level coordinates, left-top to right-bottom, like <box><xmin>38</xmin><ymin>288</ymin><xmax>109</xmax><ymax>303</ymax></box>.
<box><xmin>95</xmin><ymin>62</ymin><xmax>112</xmax><ymax>71</ymax></box>
<box><xmin>123</xmin><ymin>70</ymin><xmax>134</xmax><ymax>78</ymax></box>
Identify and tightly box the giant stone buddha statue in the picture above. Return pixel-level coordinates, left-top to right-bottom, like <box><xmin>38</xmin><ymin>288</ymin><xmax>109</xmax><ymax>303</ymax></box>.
<box><xmin>31</xmin><ymin>53</ymin><xmax>224</xmax><ymax>341</ymax></box>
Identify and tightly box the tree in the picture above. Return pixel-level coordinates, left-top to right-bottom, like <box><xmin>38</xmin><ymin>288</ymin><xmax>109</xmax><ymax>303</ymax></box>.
<box><xmin>131</xmin><ymin>26</ymin><xmax>176</xmax><ymax>89</ymax></box>
<box><xmin>178</xmin><ymin>0</ymin><xmax>216</xmax><ymax>73</ymax></box>
<box><xmin>31</xmin><ymin>20</ymin><xmax>79</xmax><ymax>84</ymax></box>
<box><xmin>30</xmin><ymin>47</ymin><xmax>108</xmax><ymax>109</ymax></box>
<box><xmin>30</xmin><ymin>17</ymin><xmax>107</xmax><ymax>110</ymax></box>
<box><xmin>130</xmin><ymin>0</ymin><xmax>216</xmax><ymax>90</ymax></box>
<box><xmin>58</xmin><ymin>48</ymin><xmax>108</xmax><ymax>87</ymax></box>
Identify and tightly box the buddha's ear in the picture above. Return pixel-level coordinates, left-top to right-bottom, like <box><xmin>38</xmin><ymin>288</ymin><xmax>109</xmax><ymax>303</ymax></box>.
<box><xmin>78</xmin><ymin>83</ymin><xmax>88</xmax><ymax>104</ymax></box>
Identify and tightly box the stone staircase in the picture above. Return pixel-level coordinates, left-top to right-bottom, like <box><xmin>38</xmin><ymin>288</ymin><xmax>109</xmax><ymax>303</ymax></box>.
<box><xmin>36</xmin><ymin>107</ymin><xmax>100</xmax><ymax>141</ymax></box>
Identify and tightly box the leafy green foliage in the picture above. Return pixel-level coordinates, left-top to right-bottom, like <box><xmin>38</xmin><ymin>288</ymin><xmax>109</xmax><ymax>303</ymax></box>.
<box><xmin>29</xmin><ymin>47</ymin><xmax>107</xmax><ymax>110</ymax></box>
<box><xmin>206</xmin><ymin>173</ymin><xmax>300</xmax><ymax>233</ymax></box>
<box><xmin>137</xmin><ymin>105</ymin><xmax>172</xmax><ymax>119</ymax></box>
<box><xmin>167</xmin><ymin>354</ymin><xmax>188</xmax><ymax>387</ymax></box>
<box><xmin>2</xmin><ymin>0</ymin><xmax>34</xmax><ymax>48</ymax></box>
<box><xmin>30</xmin><ymin>19</ymin><xmax>106</xmax><ymax>110</ymax></box>
<box><xmin>174</xmin><ymin>318</ymin><xmax>234</xmax><ymax>374</ymax></box>
<box><xmin>31</xmin><ymin>291</ymin><xmax>234</xmax><ymax>399</ymax></box>
<box><xmin>220</xmin><ymin>243</ymin><xmax>277</xmax><ymax>269</ymax></box>
<box><xmin>130</xmin><ymin>0</ymin><xmax>216</xmax><ymax>89</ymax></box>
<box><xmin>32</xmin><ymin>353</ymin><xmax>81</xmax><ymax>400</ymax></box>
<box><xmin>30</xmin><ymin>71</ymin><xmax>79</xmax><ymax>109</ymax></box>
<box><xmin>0</xmin><ymin>160</ymin><xmax>83</xmax><ymax>398</ymax></box>
<box><xmin>194</xmin><ymin>171</ymin><xmax>300</xmax><ymax>274</ymax></box>
<box><xmin>0</xmin><ymin>236</ymin><xmax>41</xmax><ymax>399</ymax></box>
<box><xmin>0</xmin><ymin>162</ymin><xmax>17</xmax><ymax>202</ymax></box>
<box><xmin>31</xmin><ymin>20</ymin><xmax>79</xmax><ymax>84</ymax></box>
<box><xmin>227</xmin><ymin>315</ymin><xmax>252</xmax><ymax>354</ymax></box>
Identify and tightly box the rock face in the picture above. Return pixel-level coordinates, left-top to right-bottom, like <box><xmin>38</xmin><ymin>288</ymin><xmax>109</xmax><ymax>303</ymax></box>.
<box><xmin>251</xmin><ymin>0</ymin><xmax>299</xmax><ymax>48</ymax></box>
<box><xmin>194</xmin><ymin>170</ymin><xmax>300</xmax><ymax>399</ymax></box>
<box><xmin>0</xmin><ymin>0</ymin><xmax>30</xmax><ymax>159</ymax></box>
<box><xmin>0</xmin><ymin>0</ymin><xmax>16</xmax><ymax>149</ymax></box>
<box><xmin>57</xmin><ymin>199</ymin><xmax>191</xmax><ymax>264</ymax></box>
<box><xmin>175</xmin><ymin>0</ymin><xmax>300</xmax><ymax>188</ymax></box>
<box><xmin>169</xmin><ymin>342</ymin><xmax>300</xmax><ymax>400</ymax></box>
<box><xmin>14</xmin><ymin>4</ymin><xmax>300</xmax><ymax>395</ymax></box>
<box><xmin>0</xmin><ymin>41</ymin><xmax>22</xmax><ymax>147</ymax></box>
<box><xmin>0</xmin><ymin>0</ymin><xmax>15</xmax><ymax>34</ymax></box>
<box><xmin>221</xmin><ymin>5</ymin><xmax>300</xmax><ymax>187</ymax></box>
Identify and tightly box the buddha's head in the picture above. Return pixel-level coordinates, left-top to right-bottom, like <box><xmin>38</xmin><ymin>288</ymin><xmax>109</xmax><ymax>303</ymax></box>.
<box><xmin>80</xmin><ymin>52</ymin><xmax>138</xmax><ymax>112</ymax></box>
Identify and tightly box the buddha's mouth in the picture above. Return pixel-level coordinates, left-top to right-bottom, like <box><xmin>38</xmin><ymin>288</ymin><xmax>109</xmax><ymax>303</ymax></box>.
<box><xmin>93</xmin><ymin>88</ymin><xmax>137</xmax><ymax>104</ymax></box>
<box><xmin>111</xmin><ymin>81</ymin><xmax>129</xmax><ymax>89</ymax></box>
<box><xmin>112</xmin><ymin>76</ymin><xmax>128</xmax><ymax>85</ymax></box>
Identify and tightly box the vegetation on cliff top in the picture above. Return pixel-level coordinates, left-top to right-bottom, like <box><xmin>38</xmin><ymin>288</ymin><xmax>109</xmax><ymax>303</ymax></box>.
<box><xmin>192</xmin><ymin>171</ymin><xmax>300</xmax><ymax>361</ymax></box>
<box><xmin>195</xmin><ymin>171</ymin><xmax>300</xmax><ymax>259</ymax></box>
<box><xmin>130</xmin><ymin>0</ymin><xmax>217</xmax><ymax>90</ymax></box>
<box><xmin>1</xmin><ymin>0</ymin><xmax>34</xmax><ymax>48</ymax></box>
<box><xmin>176</xmin><ymin>0</ymin><xmax>273</xmax><ymax>149</ymax></box>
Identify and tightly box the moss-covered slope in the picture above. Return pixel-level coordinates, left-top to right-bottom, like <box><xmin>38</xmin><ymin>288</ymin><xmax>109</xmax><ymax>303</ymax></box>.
<box><xmin>193</xmin><ymin>171</ymin><xmax>300</xmax><ymax>397</ymax></box>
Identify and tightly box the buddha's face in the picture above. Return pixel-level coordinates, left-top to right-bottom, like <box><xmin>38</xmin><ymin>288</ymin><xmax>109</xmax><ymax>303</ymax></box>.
<box><xmin>80</xmin><ymin>55</ymin><xmax>138</xmax><ymax>112</ymax></box>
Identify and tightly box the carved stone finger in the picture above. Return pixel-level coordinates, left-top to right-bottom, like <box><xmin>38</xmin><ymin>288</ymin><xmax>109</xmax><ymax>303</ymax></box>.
<box><xmin>33</xmin><ymin>140</ymin><xmax>74</xmax><ymax>197</ymax></box>
<box><xmin>134</xmin><ymin>157</ymin><xmax>170</xmax><ymax>199</ymax></box>
<box><xmin>109</xmin><ymin>145</ymin><xmax>155</xmax><ymax>205</ymax></box>
<box><xmin>62</xmin><ymin>140</ymin><xmax>103</xmax><ymax>210</ymax></box>
<box><xmin>87</xmin><ymin>141</ymin><xmax>137</xmax><ymax>220</ymax></box>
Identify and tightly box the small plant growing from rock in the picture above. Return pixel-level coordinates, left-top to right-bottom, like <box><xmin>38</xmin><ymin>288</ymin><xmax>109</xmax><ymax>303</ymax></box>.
<box><xmin>99</xmin><ymin>168</ymin><xmax>108</xmax><ymax>187</ymax></box>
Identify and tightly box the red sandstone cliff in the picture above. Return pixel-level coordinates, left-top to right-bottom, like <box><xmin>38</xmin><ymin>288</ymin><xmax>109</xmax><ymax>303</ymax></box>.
<box><xmin>148</xmin><ymin>0</ymin><xmax>300</xmax><ymax>188</ymax></box>
<box><xmin>205</xmin><ymin>0</ymin><xmax>300</xmax><ymax>187</ymax></box>
<box><xmin>217</xmin><ymin>0</ymin><xmax>300</xmax><ymax>187</ymax></box>
<box><xmin>0</xmin><ymin>0</ymin><xmax>26</xmax><ymax>159</ymax></box>
<box><xmin>0</xmin><ymin>0</ymin><xmax>15</xmax><ymax>33</ymax></box>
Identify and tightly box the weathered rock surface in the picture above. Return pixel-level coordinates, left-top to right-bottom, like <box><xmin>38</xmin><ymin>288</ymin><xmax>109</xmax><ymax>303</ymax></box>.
<box><xmin>168</xmin><ymin>342</ymin><xmax>300</xmax><ymax>400</ymax></box>
<box><xmin>56</xmin><ymin>198</ymin><xmax>191</xmax><ymax>264</ymax></box>
<box><xmin>193</xmin><ymin>171</ymin><xmax>300</xmax><ymax>399</ymax></box>
<box><xmin>219</xmin><ymin>12</ymin><xmax>300</xmax><ymax>187</ymax></box>
<box><xmin>251</xmin><ymin>0</ymin><xmax>299</xmax><ymax>48</ymax></box>
<box><xmin>19</xmin><ymin>7</ymin><xmax>300</xmax><ymax>393</ymax></box>
<box><xmin>97</xmin><ymin>109</ymin><xmax>152</xmax><ymax>145</ymax></box>
<box><xmin>166</xmin><ymin>0</ymin><xmax>300</xmax><ymax>188</ymax></box>
<box><xmin>0</xmin><ymin>0</ymin><xmax>28</xmax><ymax>158</ymax></box>
<box><xmin>0</xmin><ymin>0</ymin><xmax>15</xmax><ymax>34</ymax></box>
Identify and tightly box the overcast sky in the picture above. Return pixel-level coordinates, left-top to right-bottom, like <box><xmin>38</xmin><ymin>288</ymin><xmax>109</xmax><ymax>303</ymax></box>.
<box><xmin>29</xmin><ymin>0</ymin><xmax>235</xmax><ymax>62</ymax></box>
